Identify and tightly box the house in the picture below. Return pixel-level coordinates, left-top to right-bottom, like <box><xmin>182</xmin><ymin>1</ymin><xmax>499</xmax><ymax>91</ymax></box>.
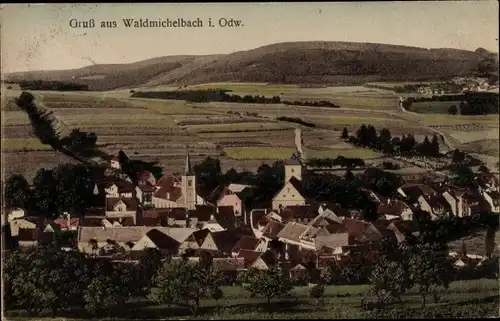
<box><xmin>103</xmin><ymin>181</ymin><xmax>136</xmax><ymax>198</ymax></box>
<box><xmin>192</xmin><ymin>229</ymin><xmax>219</xmax><ymax>253</ymax></box>
<box><xmin>237</xmin><ymin>249</ymin><xmax>278</xmax><ymax>270</ymax></box>
<box><xmin>105</xmin><ymin>197</ymin><xmax>138</xmax><ymax>222</ymax></box>
<box><xmin>103</xmin><ymin>217</ymin><xmax>135</xmax><ymax>227</ymax></box>
<box><xmin>152</xmin><ymin>152</ymin><xmax>208</xmax><ymax>209</ymax></box>
<box><xmin>377</xmin><ymin>199</ymin><xmax>414</xmax><ymax>221</ymax></box>
<box><xmin>479</xmin><ymin>173</ymin><xmax>499</xmax><ymax>192</ymax></box>
<box><xmin>278</xmin><ymin>205</ymin><xmax>319</xmax><ymax>224</ymax></box>
<box><xmin>397</xmin><ymin>183</ymin><xmax>436</xmax><ymax>201</ymax></box>
<box><xmin>387</xmin><ymin>221</ymin><xmax>420</xmax><ymax>243</ymax></box>
<box><xmin>54</xmin><ymin>214</ymin><xmax>80</xmax><ymax>231</ymax></box>
<box><xmin>208</xmin><ymin>185</ymin><xmax>245</xmax><ymax>217</ymax></box>
<box><xmin>482</xmin><ymin>191</ymin><xmax>500</xmax><ymax>213</ymax></box>
<box><xmin>272</xmin><ymin>177</ymin><xmax>307</xmax><ymax>210</ymax></box>
<box><xmin>211</xmin><ymin>227</ymin><xmax>255</xmax><ymax>256</ymax></box>
<box><xmin>17</xmin><ymin>227</ymin><xmax>55</xmax><ymax>247</ymax></box>
<box><xmin>136</xmin><ymin>184</ymin><xmax>156</xmax><ymax>205</ymax></box>
<box><xmin>231</xmin><ymin>235</ymin><xmax>267</xmax><ymax>256</ymax></box>
<box><xmin>3</xmin><ymin>207</ymin><xmax>25</xmax><ymax>224</ymax></box>
<box><xmin>198</xmin><ymin>206</ymin><xmax>236</xmax><ymax>232</ymax></box>
<box><xmin>137</xmin><ymin>171</ymin><xmax>156</xmax><ymax>186</ymax></box>
<box><xmin>442</xmin><ymin>189</ymin><xmax>476</xmax><ymax>218</ymax></box>
<box><xmin>110</xmin><ymin>155</ymin><xmax>121</xmax><ymax>170</ymax></box>
<box><xmin>261</xmin><ymin>220</ymin><xmax>285</xmax><ymax>241</ymax></box>
<box><xmin>417</xmin><ymin>194</ymin><xmax>452</xmax><ymax>219</ymax></box>
<box><xmin>131</xmin><ymin>228</ymin><xmax>181</xmax><ymax>253</ymax></box>
<box><xmin>77</xmin><ymin>226</ymin><xmax>196</xmax><ymax>256</ymax></box>
<box><xmin>342</xmin><ymin>218</ymin><xmax>385</xmax><ymax>244</ymax></box>
<box><xmin>9</xmin><ymin>217</ymin><xmax>37</xmax><ymax>236</ymax></box>
<box><xmin>272</xmin><ymin>153</ymin><xmax>308</xmax><ymax>210</ymax></box>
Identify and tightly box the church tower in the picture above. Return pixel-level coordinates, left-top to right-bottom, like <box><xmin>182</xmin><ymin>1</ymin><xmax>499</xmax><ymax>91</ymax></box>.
<box><xmin>181</xmin><ymin>148</ymin><xmax>197</xmax><ymax>210</ymax></box>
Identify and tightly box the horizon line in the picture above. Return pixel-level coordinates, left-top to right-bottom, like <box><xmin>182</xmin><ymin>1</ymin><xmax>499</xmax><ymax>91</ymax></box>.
<box><xmin>3</xmin><ymin>39</ymin><xmax>498</xmax><ymax>75</ymax></box>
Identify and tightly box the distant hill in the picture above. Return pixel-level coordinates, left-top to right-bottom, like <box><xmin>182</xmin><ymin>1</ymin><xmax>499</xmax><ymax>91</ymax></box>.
<box><xmin>4</xmin><ymin>41</ymin><xmax>499</xmax><ymax>91</ymax></box>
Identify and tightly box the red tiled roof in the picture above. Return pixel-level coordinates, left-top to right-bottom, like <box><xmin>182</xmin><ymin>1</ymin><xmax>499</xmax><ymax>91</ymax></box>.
<box><xmin>342</xmin><ymin>218</ymin><xmax>373</xmax><ymax>242</ymax></box>
<box><xmin>54</xmin><ymin>218</ymin><xmax>80</xmax><ymax>229</ymax></box>
<box><xmin>212</xmin><ymin>227</ymin><xmax>254</xmax><ymax>255</ymax></box>
<box><xmin>138</xmin><ymin>171</ymin><xmax>156</xmax><ymax>185</ymax></box>
<box><xmin>137</xmin><ymin>184</ymin><xmax>156</xmax><ymax>193</ymax></box>
<box><xmin>154</xmin><ymin>185</ymin><xmax>182</xmax><ymax>201</ymax></box>
<box><xmin>112</xmin><ymin>155</ymin><xmax>120</xmax><ymax>162</ymax></box>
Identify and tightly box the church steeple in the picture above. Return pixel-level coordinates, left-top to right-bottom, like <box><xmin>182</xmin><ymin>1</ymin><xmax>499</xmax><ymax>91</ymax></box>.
<box><xmin>184</xmin><ymin>147</ymin><xmax>193</xmax><ymax>175</ymax></box>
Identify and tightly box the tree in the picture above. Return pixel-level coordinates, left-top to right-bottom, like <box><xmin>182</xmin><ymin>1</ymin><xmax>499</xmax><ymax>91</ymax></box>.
<box><xmin>341</xmin><ymin>127</ymin><xmax>349</xmax><ymax>139</ymax></box>
<box><xmin>5</xmin><ymin>246</ymin><xmax>91</xmax><ymax>317</ymax></box>
<box><xmin>452</xmin><ymin>149</ymin><xmax>465</xmax><ymax>163</ymax></box>
<box><xmin>4</xmin><ymin>174</ymin><xmax>31</xmax><ymax>208</ymax></box>
<box><xmin>448</xmin><ymin>105</ymin><xmax>458</xmax><ymax>115</ymax></box>
<box><xmin>309</xmin><ymin>283</ymin><xmax>325</xmax><ymax>304</ymax></box>
<box><xmin>407</xmin><ymin>241</ymin><xmax>452</xmax><ymax>308</ymax></box>
<box><xmin>241</xmin><ymin>266</ymin><xmax>293</xmax><ymax>307</ymax></box>
<box><xmin>83</xmin><ymin>261</ymin><xmax>135</xmax><ymax>316</ymax></box>
<box><xmin>136</xmin><ymin>248</ymin><xmax>163</xmax><ymax>296</ymax></box>
<box><xmin>369</xmin><ymin>237</ymin><xmax>411</xmax><ymax>305</ymax></box>
<box><xmin>154</xmin><ymin>259</ymin><xmax>223</xmax><ymax>315</ymax></box>
<box><xmin>430</xmin><ymin>134</ymin><xmax>440</xmax><ymax>157</ymax></box>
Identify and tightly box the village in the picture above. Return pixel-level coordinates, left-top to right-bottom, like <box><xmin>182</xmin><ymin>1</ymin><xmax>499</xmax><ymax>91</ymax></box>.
<box><xmin>3</xmin><ymin>127</ymin><xmax>500</xmax><ymax>280</ymax></box>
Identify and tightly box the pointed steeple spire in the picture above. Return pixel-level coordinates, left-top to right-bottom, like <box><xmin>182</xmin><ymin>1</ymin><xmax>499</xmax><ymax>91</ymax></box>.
<box><xmin>184</xmin><ymin>146</ymin><xmax>193</xmax><ymax>175</ymax></box>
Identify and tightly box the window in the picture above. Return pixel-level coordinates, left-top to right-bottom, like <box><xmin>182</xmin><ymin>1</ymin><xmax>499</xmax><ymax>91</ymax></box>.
<box><xmin>287</xmin><ymin>188</ymin><xmax>290</xmax><ymax>193</ymax></box>
<box><xmin>188</xmin><ymin>180</ymin><xmax>193</xmax><ymax>187</ymax></box>
<box><xmin>291</xmin><ymin>168</ymin><xmax>295</xmax><ymax>173</ymax></box>
<box><xmin>292</xmin><ymin>194</ymin><xmax>295</xmax><ymax>198</ymax></box>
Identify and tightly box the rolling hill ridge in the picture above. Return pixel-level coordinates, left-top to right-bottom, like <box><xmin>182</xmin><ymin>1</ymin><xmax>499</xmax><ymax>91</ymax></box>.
<box><xmin>4</xmin><ymin>41</ymin><xmax>498</xmax><ymax>91</ymax></box>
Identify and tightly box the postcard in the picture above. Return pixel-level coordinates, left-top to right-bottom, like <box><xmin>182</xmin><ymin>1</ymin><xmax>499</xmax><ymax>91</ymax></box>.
<box><xmin>1</xmin><ymin>2</ymin><xmax>499</xmax><ymax>320</ymax></box>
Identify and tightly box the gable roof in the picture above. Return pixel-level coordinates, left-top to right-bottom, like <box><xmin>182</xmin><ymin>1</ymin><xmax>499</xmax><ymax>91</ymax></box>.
<box><xmin>78</xmin><ymin>226</ymin><xmax>196</xmax><ymax>243</ymax></box>
<box><xmin>145</xmin><ymin>229</ymin><xmax>181</xmax><ymax>249</ymax></box>
<box><xmin>251</xmin><ymin>209</ymin><xmax>268</xmax><ymax>229</ymax></box>
<box><xmin>237</xmin><ymin>249</ymin><xmax>266</xmax><ymax>267</ymax></box>
<box><xmin>106</xmin><ymin>197</ymin><xmax>138</xmax><ymax>211</ymax></box>
<box><xmin>212</xmin><ymin>227</ymin><xmax>255</xmax><ymax>255</ymax></box>
<box><xmin>261</xmin><ymin>221</ymin><xmax>285</xmax><ymax>239</ymax></box>
<box><xmin>105</xmin><ymin>217</ymin><xmax>135</xmax><ymax>227</ymax></box>
<box><xmin>232</xmin><ymin>235</ymin><xmax>260</xmax><ymax>253</ymax></box>
<box><xmin>400</xmin><ymin>183</ymin><xmax>436</xmax><ymax>197</ymax></box>
<box><xmin>277</xmin><ymin>222</ymin><xmax>310</xmax><ymax>243</ymax></box>
<box><xmin>154</xmin><ymin>185</ymin><xmax>182</xmax><ymax>201</ymax></box>
<box><xmin>377</xmin><ymin>200</ymin><xmax>410</xmax><ymax>216</ymax></box>
<box><xmin>192</xmin><ymin>228</ymin><xmax>211</xmax><ymax>246</ymax></box>
<box><xmin>54</xmin><ymin>218</ymin><xmax>80</xmax><ymax>229</ymax></box>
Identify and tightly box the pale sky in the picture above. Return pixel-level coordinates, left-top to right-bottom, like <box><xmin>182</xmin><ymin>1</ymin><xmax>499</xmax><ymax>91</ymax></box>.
<box><xmin>1</xmin><ymin>2</ymin><xmax>498</xmax><ymax>73</ymax></box>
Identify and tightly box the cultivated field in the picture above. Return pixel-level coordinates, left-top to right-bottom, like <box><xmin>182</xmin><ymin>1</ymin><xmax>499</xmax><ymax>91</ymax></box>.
<box><xmin>2</xmin><ymin>82</ymin><xmax>498</xmax><ymax>181</ymax></box>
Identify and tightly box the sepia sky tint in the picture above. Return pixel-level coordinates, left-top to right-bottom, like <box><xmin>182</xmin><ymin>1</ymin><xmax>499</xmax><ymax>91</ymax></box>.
<box><xmin>1</xmin><ymin>2</ymin><xmax>498</xmax><ymax>73</ymax></box>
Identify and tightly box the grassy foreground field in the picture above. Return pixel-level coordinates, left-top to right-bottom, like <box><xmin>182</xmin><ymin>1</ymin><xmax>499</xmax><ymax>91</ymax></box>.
<box><xmin>5</xmin><ymin>279</ymin><xmax>499</xmax><ymax>320</ymax></box>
